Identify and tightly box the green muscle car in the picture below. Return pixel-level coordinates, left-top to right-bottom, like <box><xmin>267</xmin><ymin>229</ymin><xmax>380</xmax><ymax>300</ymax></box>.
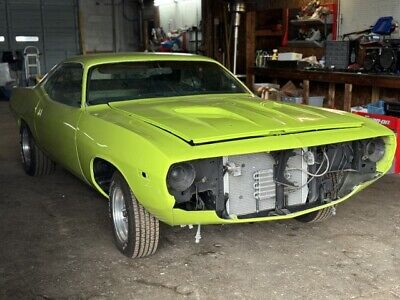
<box><xmin>10</xmin><ymin>53</ymin><xmax>396</xmax><ymax>258</ymax></box>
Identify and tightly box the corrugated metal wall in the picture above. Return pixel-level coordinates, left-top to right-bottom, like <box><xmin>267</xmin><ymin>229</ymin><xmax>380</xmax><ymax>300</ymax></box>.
<box><xmin>0</xmin><ymin>0</ymin><xmax>80</xmax><ymax>73</ymax></box>
<box><xmin>0</xmin><ymin>1</ymin><xmax>10</xmax><ymax>52</ymax></box>
<box><xmin>79</xmin><ymin>0</ymin><xmax>141</xmax><ymax>53</ymax></box>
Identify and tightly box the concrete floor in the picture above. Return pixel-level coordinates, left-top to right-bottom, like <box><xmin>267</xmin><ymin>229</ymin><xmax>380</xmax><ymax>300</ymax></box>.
<box><xmin>0</xmin><ymin>101</ymin><xmax>400</xmax><ymax>300</ymax></box>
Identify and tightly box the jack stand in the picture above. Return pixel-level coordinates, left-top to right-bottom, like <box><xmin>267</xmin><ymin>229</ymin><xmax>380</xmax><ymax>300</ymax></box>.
<box><xmin>195</xmin><ymin>225</ymin><xmax>202</xmax><ymax>243</ymax></box>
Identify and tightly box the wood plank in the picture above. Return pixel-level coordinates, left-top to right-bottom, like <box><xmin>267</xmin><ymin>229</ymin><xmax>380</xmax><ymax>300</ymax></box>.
<box><xmin>143</xmin><ymin>20</ymin><xmax>149</xmax><ymax>52</ymax></box>
<box><xmin>344</xmin><ymin>83</ymin><xmax>353</xmax><ymax>111</ymax></box>
<box><xmin>371</xmin><ymin>86</ymin><xmax>380</xmax><ymax>102</ymax></box>
<box><xmin>201</xmin><ymin>0</ymin><xmax>213</xmax><ymax>58</ymax></box>
<box><xmin>251</xmin><ymin>67</ymin><xmax>400</xmax><ymax>89</ymax></box>
<box><xmin>303</xmin><ymin>80</ymin><xmax>310</xmax><ymax>105</ymax></box>
<box><xmin>327</xmin><ymin>83</ymin><xmax>335</xmax><ymax>108</ymax></box>
<box><xmin>281</xmin><ymin>8</ymin><xmax>289</xmax><ymax>47</ymax></box>
<box><xmin>245</xmin><ymin>11</ymin><xmax>256</xmax><ymax>88</ymax></box>
<box><xmin>255</xmin><ymin>29</ymin><xmax>283</xmax><ymax>37</ymax></box>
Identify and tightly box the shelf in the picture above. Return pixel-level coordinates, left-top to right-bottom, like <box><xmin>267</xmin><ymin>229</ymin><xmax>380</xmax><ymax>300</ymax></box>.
<box><xmin>255</xmin><ymin>29</ymin><xmax>283</xmax><ymax>37</ymax></box>
<box><xmin>290</xmin><ymin>15</ymin><xmax>333</xmax><ymax>26</ymax></box>
<box><xmin>287</xmin><ymin>40</ymin><xmax>325</xmax><ymax>48</ymax></box>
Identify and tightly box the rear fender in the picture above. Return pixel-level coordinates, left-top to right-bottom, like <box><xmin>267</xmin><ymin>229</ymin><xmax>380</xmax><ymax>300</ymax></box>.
<box><xmin>10</xmin><ymin>87</ymin><xmax>41</xmax><ymax>138</ymax></box>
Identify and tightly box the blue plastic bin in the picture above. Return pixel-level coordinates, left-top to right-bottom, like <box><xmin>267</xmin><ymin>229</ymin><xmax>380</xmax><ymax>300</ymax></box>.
<box><xmin>367</xmin><ymin>100</ymin><xmax>385</xmax><ymax>115</ymax></box>
<box><xmin>372</xmin><ymin>16</ymin><xmax>393</xmax><ymax>35</ymax></box>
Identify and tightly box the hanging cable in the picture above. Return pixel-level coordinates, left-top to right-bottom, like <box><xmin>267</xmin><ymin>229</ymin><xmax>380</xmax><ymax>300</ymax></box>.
<box><xmin>287</xmin><ymin>149</ymin><xmax>330</xmax><ymax>178</ymax></box>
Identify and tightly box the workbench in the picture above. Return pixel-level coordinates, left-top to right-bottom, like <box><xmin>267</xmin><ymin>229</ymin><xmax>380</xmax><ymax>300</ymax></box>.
<box><xmin>247</xmin><ymin>67</ymin><xmax>400</xmax><ymax>111</ymax></box>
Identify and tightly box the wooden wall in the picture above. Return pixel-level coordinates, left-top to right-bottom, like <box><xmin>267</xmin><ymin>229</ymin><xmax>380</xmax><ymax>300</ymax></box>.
<box><xmin>201</xmin><ymin>0</ymin><xmax>339</xmax><ymax>73</ymax></box>
<box><xmin>201</xmin><ymin>0</ymin><xmax>248</xmax><ymax>74</ymax></box>
<box><xmin>201</xmin><ymin>0</ymin><xmax>400</xmax><ymax>104</ymax></box>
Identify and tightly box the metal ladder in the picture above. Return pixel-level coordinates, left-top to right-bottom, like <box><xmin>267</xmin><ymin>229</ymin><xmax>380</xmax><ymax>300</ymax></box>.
<box><xmin>23</xmin><ymin>46</ymin><xmax>41</xmax><ymax>85</ymax></box>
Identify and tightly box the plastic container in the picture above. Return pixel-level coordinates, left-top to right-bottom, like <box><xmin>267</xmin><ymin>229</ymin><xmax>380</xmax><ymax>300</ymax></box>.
<box><xmin>282</xmin><ymin>96</ymin><xmax>303</xmax><ymax>104</ymax></box>
<box><xmin>367</xmin><ymin>100</ymin><xmax>386</xmax><ymax>115</ymax></box>
<box><xmin>372</xmin><ymin>16</ymin><xmax>394</xmax><ymax>35</ymax></box>
<box><xmin>309</xmin><ymin>96</ymin><xmax>325</xmax><ymax>107</ymax></box>
<box><xmin>278</xmin><ymin>52</ymin><xmax>303</xmax><ymax>61</ymax></box>
<box><xmin>0</xmin><ymin>63</ymin><xmax>13</xmax><ymax>86</ymax></box>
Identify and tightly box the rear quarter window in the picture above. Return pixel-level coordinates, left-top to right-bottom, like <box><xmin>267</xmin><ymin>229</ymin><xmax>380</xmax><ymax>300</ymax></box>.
<box><xmin>44</xmin><ymin>63</ymin><xmax>83</xmax><ymax>107</ymax></box>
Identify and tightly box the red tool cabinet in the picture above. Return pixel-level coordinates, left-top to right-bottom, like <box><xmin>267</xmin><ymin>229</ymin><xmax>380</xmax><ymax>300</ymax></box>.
<box><xmin>355</xmin><ymin>112</ymin><xmax>400</xmax><ymax>174</ymax></box>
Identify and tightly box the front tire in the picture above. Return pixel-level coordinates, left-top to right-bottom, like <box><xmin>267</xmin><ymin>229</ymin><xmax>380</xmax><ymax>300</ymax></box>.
<box><xmin>295</xmin><ymin>206</ymin><xmax>336</xmax><ymax>223</ymax></box>
<box><xmin>109</xmin><ymin>172</ymin><xmax>160</xmax><ymax>258</ymax></box>
<box><xmin>20</xmin><ymin>124</ymin><xmax>55</xmax><ymax>176</ymax></box>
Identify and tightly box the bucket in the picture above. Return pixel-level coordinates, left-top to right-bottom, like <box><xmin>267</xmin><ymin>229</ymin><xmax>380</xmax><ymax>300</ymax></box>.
<box><xmin>309</xmin><ymin>96</ymin><xmax>324</xmax><ymax>107</ymax></box>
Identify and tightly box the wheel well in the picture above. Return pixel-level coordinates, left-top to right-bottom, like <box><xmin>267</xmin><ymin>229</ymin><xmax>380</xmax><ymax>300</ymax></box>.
<box><xmin>19</xmin><ymin>119</ymin><xmax>28</xmax><ymax>130</ymax></box>
<box><xmin>93</xmin><ymin>158</ymin><xmax>117</xmax><ymax>195</ymax></box>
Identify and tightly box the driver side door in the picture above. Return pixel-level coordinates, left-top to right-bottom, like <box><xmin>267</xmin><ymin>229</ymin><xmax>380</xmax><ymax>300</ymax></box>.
<box><xmin>34</xmin><ymin>63</ymin><xmax>85</xmax><ymax>179</ymax></box>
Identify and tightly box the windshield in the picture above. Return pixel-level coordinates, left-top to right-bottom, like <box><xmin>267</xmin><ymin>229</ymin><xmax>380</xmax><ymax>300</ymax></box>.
<box><xmin>86</xmin><ymin>61</ymin><xmax>248</xmax><ymax>105</ymax></box>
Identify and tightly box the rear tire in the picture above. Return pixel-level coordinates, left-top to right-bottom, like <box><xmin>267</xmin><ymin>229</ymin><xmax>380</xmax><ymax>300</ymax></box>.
<box><xmin>109</xmin><ymin>171</ymin><xmax>159</xmax><ymax>258</ymax></box>
<box><xmin>20</xmin><ymin>124</ymin><xmax>55</xmax><ymax>176</ymax></box>
<box><xmin>295</xmin><ymin>206</ymin><xmax>336</xmax><ymax>223</ymax></box>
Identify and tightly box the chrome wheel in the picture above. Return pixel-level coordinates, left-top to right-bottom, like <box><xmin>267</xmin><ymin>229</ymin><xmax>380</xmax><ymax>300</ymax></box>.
<box><xmin>111</xmin><ymin>186</ymin><xmax>128</xmax><ymax>244</ymax></box>
<box><xmin>109</xmin><ymin>172</ymin><xmax>160</xmax><ymax>258</ymax></box>
<box><xmin>21</xmin><ymin>127</ymin><xmax>31</xmax><ymax>168</ymax></box>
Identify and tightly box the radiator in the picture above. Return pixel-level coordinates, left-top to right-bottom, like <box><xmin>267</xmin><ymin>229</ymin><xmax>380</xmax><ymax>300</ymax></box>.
<box><xmin>224</xmin><ymin>150</ymin><xmax>308</xmax><ymax>216</ymax></box>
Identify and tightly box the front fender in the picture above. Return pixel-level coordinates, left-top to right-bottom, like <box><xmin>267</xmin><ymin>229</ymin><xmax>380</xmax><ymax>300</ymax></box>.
<box><xmin>76</xmin><ymin>108</ymin><xmax>177</xmax><ymax>224</ymax></box>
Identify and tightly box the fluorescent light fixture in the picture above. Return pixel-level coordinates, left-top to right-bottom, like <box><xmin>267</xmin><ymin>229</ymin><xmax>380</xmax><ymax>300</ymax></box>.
<box><xmin>0</xmin><ymin>36</ymin><xmax>4</xmax><ymax>42</ymax></box>
<box><xmin>154</xmin><ymin>0</ymin><xmax>177</xmax><ymax>6</ymax></box>
<box><xmin>15</xmin><ymin>36</ymin><xmax>39</xmax><ymax>42</ymax></box>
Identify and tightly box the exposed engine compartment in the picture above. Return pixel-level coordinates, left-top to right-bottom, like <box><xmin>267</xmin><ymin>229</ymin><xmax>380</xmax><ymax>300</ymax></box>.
<box><xmin>168</xmin><ymin>138</ymin><xmax>385</xmax><ymax>219</ymax></box>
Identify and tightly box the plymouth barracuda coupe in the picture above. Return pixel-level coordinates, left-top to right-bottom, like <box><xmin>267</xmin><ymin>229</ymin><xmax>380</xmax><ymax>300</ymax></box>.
<box><xmin>10</xmin><ymin>53</ymin><xmax>396</xmax><ymax>258</ymax></box>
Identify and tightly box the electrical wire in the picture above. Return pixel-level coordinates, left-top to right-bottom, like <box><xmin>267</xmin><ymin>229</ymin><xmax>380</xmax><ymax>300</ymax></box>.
<box><xmin>195</xmin><ymin>185</ymin><xmax>205</xmax><ymax>210</ymax></box>
<box><xmin>287</xmin><ymin>150</ymin><xmax>330</xmax><ymax>178</ymax></box>
<box><xmin>329</xmin><ymin>147</ymin><xmax>338</xmax><ymax>172</ymax></box>
<box><xmin>276</xmin><ymin>152</ymin><xmax>326</xmax><ymax>190</ymax></box>
<box><xmin>337</xmin><ymin>150</ymin><xmax>346</xmax><ymax>171</ymax></box>
<box><xmin>278</xmin><ymin>147</ymin><xmax>358</xmax><ymax>192</ymax></box>
<box><xmin>278</xmin><ymin>148</ymin><xmax>338</xmax><ymax>192</ymax></box>
<box><xmin>327</xmin><ymin>169</ymin><xmax>357</xmax><ymax>173</ymax></box>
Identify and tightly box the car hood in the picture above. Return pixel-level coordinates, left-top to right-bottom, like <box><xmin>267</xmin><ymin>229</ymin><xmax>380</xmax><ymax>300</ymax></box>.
<box><xmin>108</xmin><ymin>94</ymin><xmax>364</xmax><ymax>145</ymax></box>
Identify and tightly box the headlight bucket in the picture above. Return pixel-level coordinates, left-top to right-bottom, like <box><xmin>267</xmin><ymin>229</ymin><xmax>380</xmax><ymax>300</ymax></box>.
<box><xmin>364</xmin><ymin>138</ymin><xmax>385</xmax><ymax>162</ymax></box>
<box><xmin>167</xmin><ymin>162</ymin><xmax>196</xmax><ymax>192</ymax></box>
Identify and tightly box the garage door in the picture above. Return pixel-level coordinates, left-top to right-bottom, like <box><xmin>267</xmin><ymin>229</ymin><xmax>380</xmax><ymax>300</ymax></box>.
<box><xmin>0</xmin><ymin>0</ymin><xmax>80</xmax><ymax>74</ymax></box>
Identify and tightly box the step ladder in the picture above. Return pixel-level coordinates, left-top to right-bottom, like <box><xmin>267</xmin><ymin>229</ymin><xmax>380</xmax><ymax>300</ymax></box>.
<box><xmin>23</xmin><ymin>46</ymin><xmax>41</xmax><ymax>85</ymax></box>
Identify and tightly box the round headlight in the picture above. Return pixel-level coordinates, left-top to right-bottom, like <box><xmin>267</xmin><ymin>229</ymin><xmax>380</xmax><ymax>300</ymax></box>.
<box><xmin>364</xmin><ymin>138</ymin><xmax>385</xmax><ymax>162</ymax></box>
<box><xmin>167</xmin><ymin>162</ymin><xmax>196</xmax><ymax>192</ymax></box>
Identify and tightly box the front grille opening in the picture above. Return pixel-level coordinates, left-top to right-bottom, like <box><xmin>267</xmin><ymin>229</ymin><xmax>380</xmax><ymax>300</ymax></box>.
<box><xmin>170</xmin><ymin>138</ymin><xmax>383</xmax><ymax>219</ymax></box>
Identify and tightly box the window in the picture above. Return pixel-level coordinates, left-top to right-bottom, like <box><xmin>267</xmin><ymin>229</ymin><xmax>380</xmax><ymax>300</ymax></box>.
<box><xmin>15</xmin><ymin>36</ymin><xmax>39</xmax><ymax>42</ymax></box>
<box><xmin>44</xmin><ymin>64</ymin><xmax>83</xmax><ymax>107</ymax></box>
<box><xmin>87</xmin><ymin>61</ymin><xmax>247</xmax><ymax>105</ymax></box>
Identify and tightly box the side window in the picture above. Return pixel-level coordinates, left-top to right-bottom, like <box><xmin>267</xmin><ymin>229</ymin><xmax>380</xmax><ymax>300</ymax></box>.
<box><xmin>44</xmin><ymin>64</ymin><xmax>83</xmax><ymax>107</ymax></box>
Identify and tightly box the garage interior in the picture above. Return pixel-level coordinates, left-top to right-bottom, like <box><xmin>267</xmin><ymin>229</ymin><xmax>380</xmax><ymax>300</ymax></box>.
<box><xmin>1</xmin><ymin>0</ymin><xmax>400</xmax><ymax>299</ymax></box>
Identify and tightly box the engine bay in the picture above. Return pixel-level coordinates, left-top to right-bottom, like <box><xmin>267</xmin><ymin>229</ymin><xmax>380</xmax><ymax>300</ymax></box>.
<box><xmin>168</xmin><ymin>138</ymin><xmax>385</xmax><ymax>219</ymax></box>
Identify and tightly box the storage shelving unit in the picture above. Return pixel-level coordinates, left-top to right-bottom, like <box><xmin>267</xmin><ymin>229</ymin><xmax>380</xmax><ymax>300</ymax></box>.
<box><xmin>245</xmin><ymin>3</ymin><xmax>337</xmax><ymax>87</ymax></box>
<box><xmin>286</xmin><ymin>5</ymin><xmax>337</xmax><ymax>48</ymax></box>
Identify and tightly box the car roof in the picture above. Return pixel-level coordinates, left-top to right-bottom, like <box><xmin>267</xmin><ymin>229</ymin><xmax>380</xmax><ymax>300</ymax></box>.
<box><xmin>64</xmin><ymin>52</ymin><xmax>216</xmax><ymax>67</ymax></box>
